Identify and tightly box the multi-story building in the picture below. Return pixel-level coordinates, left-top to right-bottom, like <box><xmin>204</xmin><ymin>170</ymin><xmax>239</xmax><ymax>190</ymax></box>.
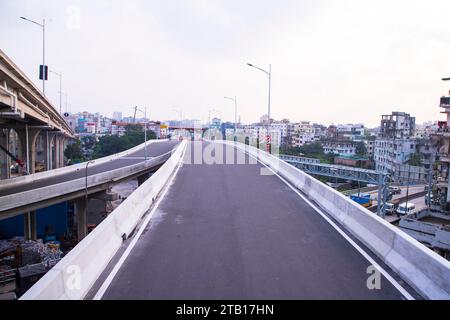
<box><xmin>112</xmin><ymin>111</ymin><xmax>123</xmax><ymax>121</ymax></box>
<box><xmin>291</xmin><ymin>121</ymin><xmax>315</xmax><ymax>147</ymax></box>
<box><xmin>374</xmin><ymin>111</ymin><xmax>417</xmax><ymax>174</ymax></box>
<box><xmin>322</xmin><ymin>140</ymin><xmax>357</xmax><ymax>156</ymax></box>
<box><xmin>363</xmin><ymin>137</ymin><xmax>375</xmax><ymax>159</ymax></box>
<box><xmin>431</xmin><ymin>93</ymin><xmax>450</xmax><ymax>212</ymax></box>
<box><xmin>336</xmin><ymin>123</ymin><xmax>365</xmax><ymax>141</ymax></box>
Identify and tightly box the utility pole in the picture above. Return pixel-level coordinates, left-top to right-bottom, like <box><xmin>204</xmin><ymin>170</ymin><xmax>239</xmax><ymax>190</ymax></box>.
<box><xmin>247</xmin><ymin>63</ymin><xmax>272</xmax><ymax>153</ymax></box>
<box><xmin>133</xmin><ymin>106</ymin><xmax>137</xmax><ymax>123</ymax></box>
<box><xmin>21</xmin><ymin>17</ymin><xmax>46</xmax><ymax>96</ymax></box>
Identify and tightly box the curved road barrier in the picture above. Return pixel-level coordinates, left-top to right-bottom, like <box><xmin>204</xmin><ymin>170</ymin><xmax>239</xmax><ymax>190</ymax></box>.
<box><xmin>20</xmin><ymin>140</ymin><xmax>187</xmax><ymax>300</ymax></box>
<box><xmin>219</xmin><ymin>140</ymin><xmax>450</xmax><ymax>300</ymax></box>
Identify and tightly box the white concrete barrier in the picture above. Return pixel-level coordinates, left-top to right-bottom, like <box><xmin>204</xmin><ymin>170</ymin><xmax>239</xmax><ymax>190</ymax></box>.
<box><xmin>20</xmin><ymin>140</ymin><xmax>187</xmax><ymax>300</ymax></box>
<box><xmin>0</xmin><ymin>139</ymin><xmax>169</xmax><ymax>191</ymax></box>
<box><xmin>219</xmin><ymin>140</ymin><xmax>450</xmax><ymax>300</ymax></box>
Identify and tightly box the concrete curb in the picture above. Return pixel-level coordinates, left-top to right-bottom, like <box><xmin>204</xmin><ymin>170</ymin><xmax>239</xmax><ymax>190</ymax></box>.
<box><xmin>19</xmin><ymin>140</ymin><xmax>187</xmax><ymax>300</ymax></box>
<box><xmin>219</xmin><ymin>140</ymin><xmax>450</xmax><ymax>300</ymax></box>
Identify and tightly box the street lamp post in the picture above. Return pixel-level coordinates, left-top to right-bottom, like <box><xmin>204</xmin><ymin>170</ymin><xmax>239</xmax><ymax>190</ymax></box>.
<box><xmin>247</xmin><ymin>63</ymin><xmax>271</xmax><ymax>153</ymax></box>
<box><xmin>224</xmin><ymin>96</ymin><xmax>238</xmax><ymax>141</ymax></box>
<box><xmin>21</xmin><ymin>16</ymin><xmax>46</xmax><ymax>96</ymax></box>
<box><xmin>50</xmin><ymin>70</ymin><xmax>62</xmax><ymax>114</ymax></box>
<box><xmin>85</xmin><ymin>160</ymin><xmax>95</xmax><ymax>220</ymax></box>
<box><xmin>135</xmin><ymin>107</ymin><xmax>148</xmax><ymax>161</ymax></box>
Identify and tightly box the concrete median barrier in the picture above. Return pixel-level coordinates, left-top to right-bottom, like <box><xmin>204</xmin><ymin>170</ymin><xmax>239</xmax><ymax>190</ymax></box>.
<box><xmin>20</xmin><ymin>140</ymin><xmax>186</xmax><ymax>300</ymax></box>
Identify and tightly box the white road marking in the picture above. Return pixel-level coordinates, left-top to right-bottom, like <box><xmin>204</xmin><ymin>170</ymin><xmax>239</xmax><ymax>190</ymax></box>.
<box><xmin>93</xmin><ymin>147</ymin><xmax>186</xmax><ymax>300</ymax></box>
<box><xmin>245</xmin><ymin>149</ymin><xmax>415</xmax><ymax>300</ymax></box>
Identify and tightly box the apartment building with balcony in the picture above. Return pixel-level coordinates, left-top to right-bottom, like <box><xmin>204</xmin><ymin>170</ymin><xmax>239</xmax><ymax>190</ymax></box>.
<box><xmin>430</xmin><ymin>94</ymin><xmax>450</xmax><ymax>212</ymax></box>
<box><xmin>374</xmin><ymin>111</ymin><xmax>417</xmax><ymax>174</ymax></box>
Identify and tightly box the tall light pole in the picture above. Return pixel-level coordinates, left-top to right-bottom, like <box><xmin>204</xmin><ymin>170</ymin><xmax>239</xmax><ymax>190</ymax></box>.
<box><xmin>21</xmin><ymin>16</ymin><xmax>46</xmax><ymax>96</ymax></box>
<box><xmin>247</xmin><ymin>63</ymin><xmax>271</xmax><ymax>153</ymax></box>
<box><xmin>50</xmin><ymin>70</ymin><xmax>62</xmax><ymax>113</ymax></box>
<box><xmin>135</xmin><ymin>106</ymin><xmax>148</xmax><ymax>160</ymax></box>
<box><xmin>224</xmin><ymin>96</ymin><xmax>238</xmax><ymax>141</ymax></box>
<box><xmin>85</xmin><ymin>160</ymin><xmax>95</xmax><ymax>221</ymax></box>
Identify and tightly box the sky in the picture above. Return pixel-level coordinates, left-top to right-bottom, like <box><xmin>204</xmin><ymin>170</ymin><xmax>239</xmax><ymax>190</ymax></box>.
<box><xmin>1</xmin><ymin>0</ymin><xmax>449</xmax><ymax>127</ymax></box>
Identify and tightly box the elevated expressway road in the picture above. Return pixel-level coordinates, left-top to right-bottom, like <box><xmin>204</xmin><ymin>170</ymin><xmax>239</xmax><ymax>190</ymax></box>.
<box><xmin>0</xmin><ymin>140</ymin><xmax>179</xmax><ymax>218</ymax></box>
<box><xmin>94</xmin><ymin>141</ymin><xmax>417</xmax><ymax>300</ymax></box>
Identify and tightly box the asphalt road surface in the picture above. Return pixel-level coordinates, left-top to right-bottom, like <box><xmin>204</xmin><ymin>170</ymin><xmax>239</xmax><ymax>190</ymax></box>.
<box><xmin>0</xmin><ymin>140</ymin><xmax>178</xmax><ymax>197</ymax></box>
<box><xmin>99</xmin><ymin>141</ymin><xmax>411</xmax><ymax>299</ymax></box>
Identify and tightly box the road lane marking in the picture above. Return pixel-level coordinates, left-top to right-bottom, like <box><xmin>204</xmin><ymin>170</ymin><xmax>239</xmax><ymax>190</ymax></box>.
<box><xmin>92</xmin><ymin>145</ymin><xmax>187</xmax><ymax>300</ymax></box>
<box><xmin>245</xmin><ymin>150</ymin><xmax>415</xmax><ymax>300</ymax></box>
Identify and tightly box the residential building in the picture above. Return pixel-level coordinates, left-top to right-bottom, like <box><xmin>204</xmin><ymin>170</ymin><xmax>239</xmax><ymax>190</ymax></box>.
<box><xmin>374</xmin><ymin>111</ymin><xmax>417</xmax><ymax>174</ymax></box>
<box><xmin>322</xmin><ymin>140</ymin><xmax>357</xmax><ymax>156</ymax></box>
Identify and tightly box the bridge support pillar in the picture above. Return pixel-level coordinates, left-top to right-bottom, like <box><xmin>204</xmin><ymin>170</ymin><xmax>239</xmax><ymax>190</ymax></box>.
<box><xmin>54</xmin><ymin>136</ymin><xmax>61</xmax><ymax>169</ymax></box>
<box><xmin>74</xmin><ymin>197</ymin><xmax>87</xmax><ymax>242</ymax></box>
<box><xmin>24</xmin><ymin>211</ymin><xmax>37</xmax><ymax>241</ymax></box>
<box><xmin>16</xmin><ymin>127</ymin><xmax>41</xmax><ymax>174</ymax></box>
<box><xmin>0</xmin><ymin>129</ymin><xmax>11</xmax><ymax>179</ymax></box>
<box><xmin>48</xmin><ymin>133</ymin><xmax>57</xmax><ymax>169</ymax></box>
<box><xmin>58</xmin><ymin>136</ymin><xmax>64</xmax><ymax>167</ymax></box>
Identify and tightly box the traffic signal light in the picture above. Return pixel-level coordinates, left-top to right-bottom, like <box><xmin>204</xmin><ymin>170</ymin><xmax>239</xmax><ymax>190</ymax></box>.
<box><xmin>39</xmin><ymin>65</ymin><xmax>48</xmax><ymax>80</ymax></box>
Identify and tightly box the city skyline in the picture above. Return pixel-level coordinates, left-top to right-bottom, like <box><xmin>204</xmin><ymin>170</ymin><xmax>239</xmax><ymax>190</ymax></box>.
<box><xmin>1</xmin><ymin>0</ymin><xmax>449</xmax><ymax>127</ymax></box>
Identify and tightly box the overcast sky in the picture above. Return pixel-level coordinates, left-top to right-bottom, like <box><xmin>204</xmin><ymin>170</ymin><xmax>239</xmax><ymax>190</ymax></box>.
<box><xmin>1</xmin><ymin>0</ymin><xmax>449</xmax><ymax>127</ymax></box>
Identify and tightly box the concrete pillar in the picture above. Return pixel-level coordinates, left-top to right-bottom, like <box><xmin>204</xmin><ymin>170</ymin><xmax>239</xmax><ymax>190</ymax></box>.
<box><xmin>74</xmin><ymin>197</ymin><xmax>87</xmax><ymax>241</ymax></box>
<box><xmin>0</xmin><ymin>129</ymin><xmax>11</xmax><ymax>179</ymax></box>
<box><xmin>54</xmin><ymin>136</ymin><xmax>61</xmax><ymax>168</ymax></box>
<box><xmin>59</xmin><ymin>136</ymin><xmax>66</xmax><ymax>167</ymax></box>
<box><xmin>24</xmin><ymin>211</ymin><xmax>37</xmax><ymax>241</ymax></box>
<box><xmin>16</xmin><ymin>127</ymin><xmax>41</xmax><ymax>174</ymax></box>
<box><xmin>48</xmin><ymin>133</ymin><xmax>56</xmax><ymax>169</ymax></box>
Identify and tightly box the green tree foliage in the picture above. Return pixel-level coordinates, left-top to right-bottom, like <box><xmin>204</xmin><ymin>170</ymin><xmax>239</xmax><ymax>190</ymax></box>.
<box><xmin>355</xmin><ymin>141</ymin><xmax>367</xmax><ymax>156</ymax></box>
<box><xmin>281</xmin><ymin>142</ymin><xmax>337</xmax><ymax>164</ymax></box>
<box><xmin>64</xmin><ymin>140</ymin><xmax>85</xmax><ymax>164</ymax></box>
<box><xmin>409</xmin><ymin>153</ymin><xmax>422</xmax><ymax>166</ymax></box>
<box><xmin>92</xmin><ymin>124</ymin><xmax>156</xmax><ymax>159</ymax></box>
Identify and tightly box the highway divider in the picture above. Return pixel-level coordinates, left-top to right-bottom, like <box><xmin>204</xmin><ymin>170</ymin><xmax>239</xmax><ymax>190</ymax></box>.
<box><xmin>0</xmin><ymin>139</ymin><xmax>168</xmax><ymax>191</ymax></box>
<box><xmin>219</xmin><ymin>140</ymin><xmax>450</xmax><ymax>300</ymax></box>
<box><xmin>20</xmin><ymin>140</ymin><xmax>187</xmax><ymax>300</ymax></box>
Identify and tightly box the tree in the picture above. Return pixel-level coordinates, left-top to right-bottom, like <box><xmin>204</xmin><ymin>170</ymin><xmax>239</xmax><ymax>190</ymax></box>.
<box><xmin>92</xmin><ymin>135</ymin><xmax>127</xmax><ymax>158</ymax></box>
<box><xmin>409</xmin><ymin>153</ymin><xmax>422</xmax><ymax>166</ymax></box>
<box><xmin>81</xmin><ymin>135</ymin><xmax>97</xmax><ymax>159</ymax></box>
<box><xmin>355</xmin><ymin>142</ymin><xmax>367</xmax><ymax>156</ymax></box>
<box><xmin>91</xmin><ymin>124</ymin><xmax>157</xmax><ymax>159</ymax></box>
<box><xmin>64</xmin><ymin>140</ymin><xmax>84</xmax><ymax>164</ymax></box>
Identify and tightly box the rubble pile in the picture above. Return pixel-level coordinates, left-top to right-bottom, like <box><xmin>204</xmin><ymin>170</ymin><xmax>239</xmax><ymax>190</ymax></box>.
<box><xmin>0</xmin><ymin>238</ymin><xmax>63</xmax><ymax>269</ymax></box>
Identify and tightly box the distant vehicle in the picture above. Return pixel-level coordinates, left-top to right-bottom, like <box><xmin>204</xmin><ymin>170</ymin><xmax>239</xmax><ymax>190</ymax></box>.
<box><xmin>425</xmin><ymin>193</ymin><xmax>434</xmax><ymax>205</ymax></box>
<box><xmin>384</xmin><ymin>202</ymin><xmax>397</xmax><ymax>215</ymax></box>
<box><xmin>389</xmin><ymin>186</ymin><xmax>402</xmax><ymax>195</ymax></box>
<box><xmin>350</xmin><ymin>193</ymin><xmax>373</xmax><ymax>208</ymax></box>
<box><xmin>396</xmin><ymin>202</ymin><xmax>416</xmax><ymax>216</ymax></box>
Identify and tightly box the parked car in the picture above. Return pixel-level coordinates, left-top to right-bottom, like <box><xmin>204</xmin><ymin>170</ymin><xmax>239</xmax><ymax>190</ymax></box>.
<box><xmin>396</xmin><ymin>202</ymin><xmax>416</xmax><ymax>216</ymax></box>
